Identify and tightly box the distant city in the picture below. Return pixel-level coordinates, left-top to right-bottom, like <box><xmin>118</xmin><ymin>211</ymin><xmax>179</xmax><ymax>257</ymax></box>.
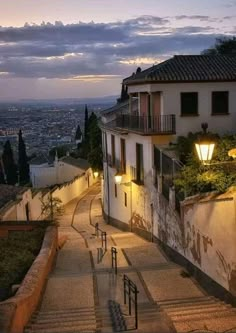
<box><xmin>0</xmin><ymin>96</ymin><xmax>116</xmax><ymax>159</ymax></box>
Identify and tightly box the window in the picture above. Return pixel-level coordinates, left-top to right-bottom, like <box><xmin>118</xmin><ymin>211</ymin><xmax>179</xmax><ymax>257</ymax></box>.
<box><xmin>114</xmin><ymin>184</ymin><xmax>117</xmax><ymax>198</ymax></box>
<box><xmin>124</xmin><ymin>192</ymin><xmax>127</xmax><ymax>207</ymax></box>
<box><xmin>212</xmin><ymin>91</ymin><xmax>229</xmax><ymax>115</ymax></box>
<box><xmin>111</xmin><ymin>135</ymin><xmax>115</xmax><ymax>167</ymax></box>
<box><xmin>120</xmin><ymin>138</ymin><xmax>126</xmax><ymax>173</ymax></box>
<box><xmin>181</xmin><ymin>92</ymin><xmax>198</xmax><ymax>116</ymax></box>
<box><xmin>136</xmin><ymin>143</ymin><xmax>144</xmax><ymax>183</ymax></box>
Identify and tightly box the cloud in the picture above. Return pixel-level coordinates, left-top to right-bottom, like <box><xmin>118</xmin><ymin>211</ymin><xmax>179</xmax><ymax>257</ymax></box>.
<box><xmin>0</xmin><ymin>16</ymin><xmax>232</xmax><ymax>80</ymax></box>
<box><xmin>175</xmin><ymin>15</ymin><xmax>211</xmax><ymax>21</ymax></box>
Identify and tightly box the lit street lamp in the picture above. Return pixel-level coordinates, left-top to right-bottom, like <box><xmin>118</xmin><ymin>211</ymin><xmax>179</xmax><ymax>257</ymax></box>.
<box><xmin>195</xmin><ymin>123</ymin><xmax>215</xmax><ymax>165</ymax></box>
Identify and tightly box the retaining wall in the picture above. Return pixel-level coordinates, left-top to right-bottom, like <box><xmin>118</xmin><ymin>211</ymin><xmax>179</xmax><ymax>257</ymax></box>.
<box><xmin>0</xmin><ymin>226</ymin><xmax>58</xmax><ymax>333</ymax></box>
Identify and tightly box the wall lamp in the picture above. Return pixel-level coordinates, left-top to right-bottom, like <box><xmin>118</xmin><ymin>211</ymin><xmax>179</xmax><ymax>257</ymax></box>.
<box><xmin>195</xmin><ymin>123</ymin><xmax>236</xmax><ymax>166</ymax></box>
<box><xmin>114</xmin><ymin>171</ymin><xmax>131</xmax><ymax>186</ymax></box>
<box><xmin>93</xmin><ymin>171</ymin><xmax>99</xmax><ymax>178</ymax></box>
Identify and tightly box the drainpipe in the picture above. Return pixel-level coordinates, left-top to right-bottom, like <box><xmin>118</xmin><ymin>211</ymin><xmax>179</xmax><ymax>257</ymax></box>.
<box><xmin>105</xmin><ymin>133</ymin><xmax>110</xmax><ymax>224</ymax></box>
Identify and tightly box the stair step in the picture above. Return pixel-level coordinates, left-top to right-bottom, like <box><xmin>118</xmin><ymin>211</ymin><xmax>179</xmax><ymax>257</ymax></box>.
<box><xmin>34</xmin><ymin>307</ymin><xmax>95</xmax><ymax>316</ymax></box>
<box><xmin>25</xmin><ymin>327</ymin><xmax>96</xmax><ymax>333</ymax></box>
<box><xmin>27</xmin><ymin>319</ymin><xmax>96</xmax><ymax>331</ymax></box>
<box><xmin>157</xmin><ymin>296</ymin><xmax>216</xmax><ymax>307</ymax></box>
<box><xmin>174</xmin><ymin>315</ymin><xmax>236</xmax><ymax>333</ymax></box>
<box><xmin>164</xmin><ymin>303</ymin><xmax>231</xmax><ymax>315</ymax></box>
<box><xmin>160</xmin><ymin>299</ymin><xmax>222</xmax><ymax>310</ymax></box>
<box><xmin>171</xmin><ymin>309</ymin><xmax>236</xmax><ymax>322</ymax></box>
<box><xmin>33</xmin><ymin>311</ymin><xmax>95</xmax><ymax>320</ymax></box>
<box><xmin>31</xmin><ymin>314</ymin><xmax>96</xmax><ymax>324</ymax></box>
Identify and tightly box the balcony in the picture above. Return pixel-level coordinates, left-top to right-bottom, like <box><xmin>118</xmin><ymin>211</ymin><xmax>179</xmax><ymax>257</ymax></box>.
<box><xmin>101</xmin><ymin>114</ymin><xmax>176</xmax><ymax>135</ymax></box>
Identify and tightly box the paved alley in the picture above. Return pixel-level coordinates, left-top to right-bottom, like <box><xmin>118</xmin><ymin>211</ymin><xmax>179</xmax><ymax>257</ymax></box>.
<box><xmin>25</xmin><ymin>183</ymin><xmax>236</xmax><ymax>333</ymax></box>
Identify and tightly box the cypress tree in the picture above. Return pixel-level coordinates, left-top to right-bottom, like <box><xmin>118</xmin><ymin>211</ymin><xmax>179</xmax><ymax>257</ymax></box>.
<box><xmin>0</xmin><ymin>158</ymin><xmax>5</xmax><ymax>184</ymax></box>
<box><xmin>75</xmin><ymin>123</ymin><xmax>82</xmax><ymax>141</ymax></box>
<box><xmin>87</xmin><ymin>113</ymin><xmax>103</xmax><ymax>170</ymax></box>
<box><xmin>84</xmin><ymin>104</ymin><xmax>89</xmax><ymax>141</ymax></box>
<box><xmin>2</xmin><ymin>140</ymin><xmax>18</xmax><ymax>185</ymax></box>
<box><xmin>18</xmin><ymin>129</ymin><xmax>29</xmax><ymax>184</ymax></box>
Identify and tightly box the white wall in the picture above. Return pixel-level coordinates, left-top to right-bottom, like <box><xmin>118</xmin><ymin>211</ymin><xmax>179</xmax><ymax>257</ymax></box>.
<box><xmin>52</xmin><ymin>168</ymin><xmax>96</xmax><ymax>206</ymax></box>
<box><xmin>128</xmin><ymin>82</ymin><xmax>236</xmax><ymax>136</ymax></box>
<box><xmin>0</xmin><ymin>169</ymin><xmax>97</xmax><ymax>221</ymax></box>
<box><xmin>30</xmin><ymin>162</ymin><xmax>86</xmax><ymax>188</ymax></box>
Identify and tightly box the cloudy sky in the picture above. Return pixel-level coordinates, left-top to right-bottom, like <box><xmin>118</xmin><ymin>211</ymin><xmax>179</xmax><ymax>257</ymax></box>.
<box><xmin>0</xmin><ymin>0</ymin><xmax>235</xmax><ymax>100</ymax></box>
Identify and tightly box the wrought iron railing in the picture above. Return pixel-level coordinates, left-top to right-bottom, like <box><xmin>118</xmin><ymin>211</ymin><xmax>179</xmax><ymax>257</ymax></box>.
<box><xmin>102</xmin><ymin>114</ymin><xmax>176</xmax><ymax>135</ymax></box>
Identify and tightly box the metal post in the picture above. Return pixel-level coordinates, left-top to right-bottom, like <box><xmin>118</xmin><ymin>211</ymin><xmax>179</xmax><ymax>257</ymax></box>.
<box><xmin>134</xmin><ymin>285</ymin><xmax>138</xmax><ymax>329</ymax></box>
<box><xmin>128</xmin><ymin>279</ymin><xmax>131</xmax><ymax>315</ymax></box>
<box><xmin>102</xmin><ymin>231</ymin><xmax>107</xmax><ymax>251</ymax></box>
<box><xmin>95</xmin><ymin>223</ymin><xmax>99</xmax><ymax>237</ymax></box>
<box><xmin>124</xmin><ymin>277</ymin><xmax>127</xmax><ymax>305</ymax></box>
<box><xmin>111</xmin><ymin>247</ymin><xmax>117</xmax><ymax>274</ymax></box>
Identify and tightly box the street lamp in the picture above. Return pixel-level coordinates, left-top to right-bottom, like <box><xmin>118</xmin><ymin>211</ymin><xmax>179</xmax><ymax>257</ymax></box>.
<box><xmin>195</xmin><ymin>123</ymin><xmax>236</xmax><ymax>166</ymax></box>
<box><xmin>114</xmin><ymin>171</ymin><xmax>123</xmax><ymax>184</ymax></box>
<box><xmin>195</xmin><ymin>123</ymin><xmax>215</xmax><ymax>165</ymax></box>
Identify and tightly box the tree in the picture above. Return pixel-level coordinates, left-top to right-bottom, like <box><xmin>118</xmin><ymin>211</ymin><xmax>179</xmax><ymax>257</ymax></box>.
<box><xmin>18</xmin><ymin>130</ymin><xmax>29</xmax><ymax>184</ymax></box>
<box><xmin>2</xmin><ymin>140</ymin><xmax>17</xmax><ymax>185</ymax></box>
<box><xmin>49</xmin><ymin>145</ymin><xmax>69</xmax><ymax>158</ymax></box>
<box><xmin>75</xmin><ymin>123</ymin><xmax>82</xmax><ymax>141</ymax></box>
<box><xmin>0</xmin><ymin>159</ymin><xmax>5</xmax><ymax>184</ymax></box>
<box><xmin>87</xmin><ymin>112</ymin><xmax>103</xmax><ymax>170</ymax></box>
<box><xmin>41</xmin><ymin>193</ymin><xmax>63</xmax><ymax>222</ymax></box>
<box><xmin>202</xmin><ymin>37</ymin><xmax>236</xmax><ymax>55</ymax></box>
<box><xmin>84</xmin><ymin>104</ymin><xmax>89</xmax><ymax>141</ymax></box>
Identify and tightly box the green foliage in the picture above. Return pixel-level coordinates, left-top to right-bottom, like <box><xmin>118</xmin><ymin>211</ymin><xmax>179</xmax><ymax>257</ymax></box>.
<box><xmin>41</xmin><ymin>194</ymin><xmax>64</xmax><ymax>222</ymax></box>
<box><xmin>49</xmin><ymin>145</ymin><xmax>70</xmax><ymax>158</ymax></box>
<box><xmin>0</xmin><ymin>227</ymin><xmax>45</xmax><ymax>299</ymax></box>
<box><xmin>202</xmin><ymin>36</ymin><xmax>236</xmax><ymax>55</ymax></box>
<box><xmin>2</xmin><ymin>140</ymin><xmax>18</xmax><ymax>185</ymax></box>
<box><xmin>84</xmin><ymin>104</ymin><xmax>89</xmax><ymax>141</ymax></box>
<box><xmin>18</xmin><ymin>129</ymin><xmax>29</xmax><ymax>184</ymax></box>
<box><xmin>75</xmin><ymin>123</ymin><xmax>82</xmax><ymax>140</ymax></box>
<box><xmin>77</xmin><ymin>110</ymin><xmax>103</xmax><ymax>171</ymax></box>
<box><xmin>174</xmin><ymin>134</ymin><xmax>236</xmax><ymax>196</ymax></box>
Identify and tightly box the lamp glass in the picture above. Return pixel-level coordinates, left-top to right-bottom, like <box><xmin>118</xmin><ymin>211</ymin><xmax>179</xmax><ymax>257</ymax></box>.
<box><xmin>93</xmin><ymin>171</ymin><xmax>99</xmax><ymax>178</ymax></box>
<box><xmin>195</xmin><ymin>142</ymin><xmax>215</xmax><ymax>164</ymax></box>
<box><xmin>114</xmin><ymin>174</ymin><xmax>122</xmax><ymax>184</ymax></box>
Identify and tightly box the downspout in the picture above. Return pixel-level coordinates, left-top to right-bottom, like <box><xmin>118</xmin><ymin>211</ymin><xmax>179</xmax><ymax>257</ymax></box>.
<box><xmin>105</xmin><ymin>133</ymin><xmax>110</xmax><ymax>224</ymax></box>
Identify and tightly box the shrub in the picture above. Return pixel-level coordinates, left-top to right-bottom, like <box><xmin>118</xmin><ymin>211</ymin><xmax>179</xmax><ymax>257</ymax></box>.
<box><xmin>0</xmin><ymin>227</ymin><xmax>45</xmax><ymax>300</ymax></box>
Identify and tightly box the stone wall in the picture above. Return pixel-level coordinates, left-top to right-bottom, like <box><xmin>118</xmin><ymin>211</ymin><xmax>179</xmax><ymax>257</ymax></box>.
<box><xmin>0</xmin><ymin>226</ymin><xmax>58</xmax><ymax>333</ymax></box>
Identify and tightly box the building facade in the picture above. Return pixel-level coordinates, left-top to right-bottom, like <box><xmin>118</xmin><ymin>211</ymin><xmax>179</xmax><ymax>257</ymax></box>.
<box><xmin>101</xmin><ymin>55</ymin><xmax>236</xmax><ymax>297</ymax></box>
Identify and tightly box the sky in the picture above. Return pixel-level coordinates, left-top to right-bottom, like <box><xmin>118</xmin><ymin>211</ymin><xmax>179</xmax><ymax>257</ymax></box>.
<box><xmin>0</xmin><ymin>0</ymin><xmax>235</xmax><ymax>100</ymax></box>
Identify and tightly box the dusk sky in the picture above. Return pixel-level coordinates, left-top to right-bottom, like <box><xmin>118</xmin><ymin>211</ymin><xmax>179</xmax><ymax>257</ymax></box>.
<box><xmin>0</xmin><ymin>0</ymin><xmax>235</xmax><ymax>100</ymax></box>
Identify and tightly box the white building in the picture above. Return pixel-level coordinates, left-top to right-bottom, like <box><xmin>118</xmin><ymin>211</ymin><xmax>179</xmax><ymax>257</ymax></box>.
<box><xmin>101</xmin><ymin>55</ymin><xmax>236</xmax><ymax>297</ymax></box>
<box><xmin>30</xmin><ymin>154</ymin><xmax>91</xmax><ymax>188</ymax></box>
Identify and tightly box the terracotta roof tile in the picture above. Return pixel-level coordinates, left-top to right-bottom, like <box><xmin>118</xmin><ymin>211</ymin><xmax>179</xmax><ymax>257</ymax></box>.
<box><xmin>124</xmin><ymin>55</ymin><xmax>236</xmax><ymax>84</ymax></box>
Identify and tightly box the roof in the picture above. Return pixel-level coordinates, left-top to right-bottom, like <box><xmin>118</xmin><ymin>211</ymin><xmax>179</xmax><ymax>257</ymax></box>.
<box><xmin>29</xmin><ymin>155</ymin><xmax>54</xmax><ymax>165</ymax></box>
<box><xmin>101</xmin><ymin>99</ymin><xmax>138</xmax><ymax>116</ymax></box>
<box><xmin>60</xmin><ymin>156</ymin><xmax>90</xmax><ymax>170</ymax></box>
<box><xmin>124</xmin><ymin>55</ymin><xmax>236</xmax><ymax>85</ymax></box>
<box><xmin>0</xmin><ymin>185</ymin><xmax>27</xmax><ymax>209</ymax></box>
<box><xmin>101</xmin><ymin>100</ymin><xmax>130</xmax><ymax>115</ymax></box>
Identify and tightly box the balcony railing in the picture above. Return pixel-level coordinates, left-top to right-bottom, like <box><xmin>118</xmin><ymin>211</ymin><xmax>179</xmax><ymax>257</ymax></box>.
<box><xmin>102</xmin><ymin>114</ymin><xmax>176</xmax><ymax>135</ymax></box>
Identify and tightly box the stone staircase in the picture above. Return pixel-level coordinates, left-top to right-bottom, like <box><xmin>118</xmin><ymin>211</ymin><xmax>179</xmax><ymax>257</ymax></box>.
<box><xmin>158</xmin><ymin>296</ymin><xmax>236</xmax><ymax>333</ymax></box>
<box><xmin>24</xmin><ymin>306</ymin><xmax>98</xmax><ymax>333</ymax></box>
